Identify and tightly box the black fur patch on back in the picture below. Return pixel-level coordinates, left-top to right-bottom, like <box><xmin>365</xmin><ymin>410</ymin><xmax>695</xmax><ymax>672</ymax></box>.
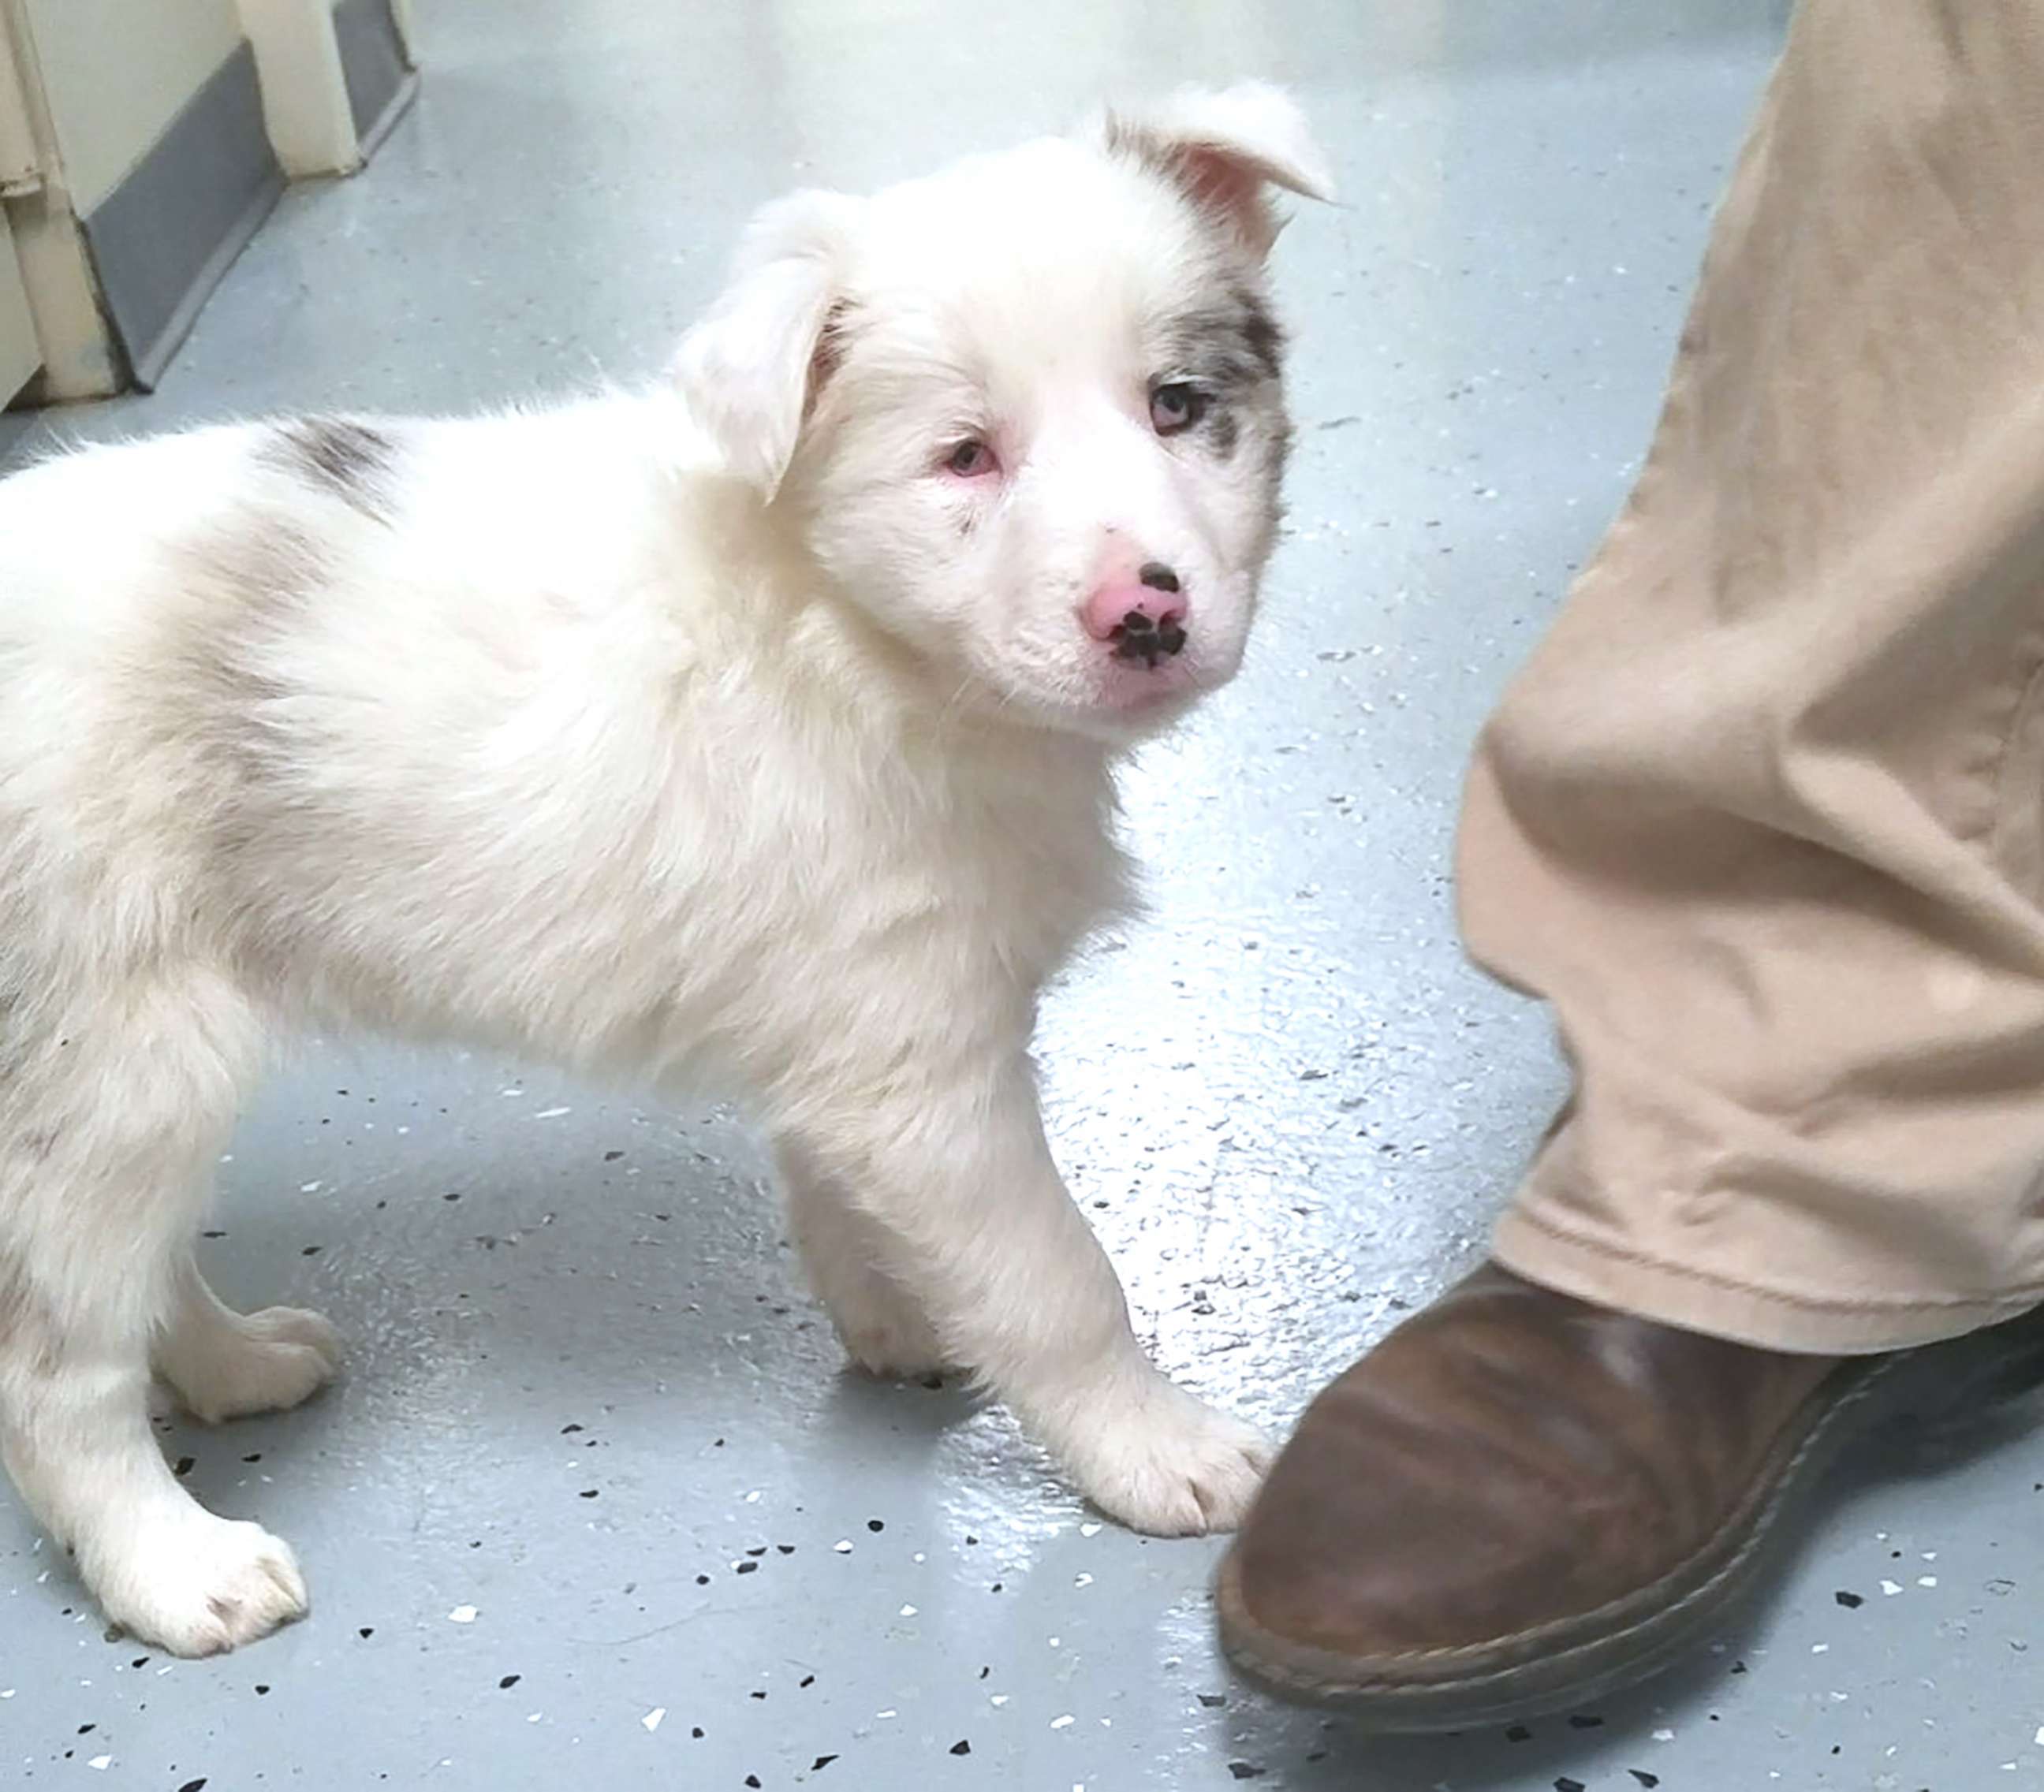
<box><xmin>263</xmin><ymin>417</ymin><xmax>401</xmax><ymax>520</ymax></box>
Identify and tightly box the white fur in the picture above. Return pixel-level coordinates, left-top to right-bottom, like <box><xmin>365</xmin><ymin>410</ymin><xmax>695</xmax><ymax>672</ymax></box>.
<box><xmin>0</xmin><ymin>86</ymin><xmax>1327</xmax><ymax>1654</ymax></box>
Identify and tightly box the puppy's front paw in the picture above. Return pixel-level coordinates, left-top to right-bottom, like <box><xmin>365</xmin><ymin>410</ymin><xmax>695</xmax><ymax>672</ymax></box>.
<box><xmin>160</xmin><ymin>1306</ymin><xmax>343</xmax><ymax>1424</ymax></box>
<box><xmin>89</xmin><ymin>1511</ymin><xmax>308</xmax><ymax>1657</ymax></box>
<box><xmin>1061</xmin><ymin>1376</ymin><xmax>1274</xmax><ymax>1537</ymax></box>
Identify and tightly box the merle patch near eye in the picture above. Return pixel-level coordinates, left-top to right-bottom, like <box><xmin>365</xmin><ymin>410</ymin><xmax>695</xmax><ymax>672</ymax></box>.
<box><xmin>1236</xmin><ymin>292</ymin><xmax>1283</xmax><ymax>378</ymax></box>
<box><xmin>1164</xmin><ymin>288</ymin><xmax>1286</xmax><ymax>393</ymax></box>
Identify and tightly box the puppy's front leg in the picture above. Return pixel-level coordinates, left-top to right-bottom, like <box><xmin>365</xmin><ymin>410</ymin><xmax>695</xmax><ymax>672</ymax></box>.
<box><xmin>778</xmin><ymin>1142</ymin><xmax>951</xmax><ymax>1379</ymax></box>
<box><xmin>794</xmin><ymin>1061</ymin><xmax>1270</xmax><ymax>1535</ymax></box>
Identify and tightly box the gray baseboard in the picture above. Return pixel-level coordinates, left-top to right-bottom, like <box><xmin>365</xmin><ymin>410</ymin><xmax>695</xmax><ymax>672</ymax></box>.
<box><xmin>80</xmin><ymin>39</ymin><xmax>284</xmax><ymax>392</ymax></box>
<box><xmin>336</xmin><ymin>0</ymin><xmax>416</xmax><ymax>154</ymax></box>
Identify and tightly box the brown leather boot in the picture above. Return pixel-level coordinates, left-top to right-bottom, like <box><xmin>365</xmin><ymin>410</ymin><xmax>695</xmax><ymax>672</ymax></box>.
<box><xmin>1217</xmin><ymin>1264</ymin><xmax>2044</xmax><ymax>1731</ymax></box>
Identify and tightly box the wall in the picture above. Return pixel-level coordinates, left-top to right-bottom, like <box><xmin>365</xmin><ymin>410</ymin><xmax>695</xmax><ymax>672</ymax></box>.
<box><xmin>23</xmin><ymin>0</ymin><xmax>244</xmax><ymax>214</ymax></box>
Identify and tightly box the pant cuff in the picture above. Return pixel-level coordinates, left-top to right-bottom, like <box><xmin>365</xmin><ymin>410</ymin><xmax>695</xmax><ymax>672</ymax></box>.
<box><xmin>1492</xmin><ymin>1203</ymin><xmax>2044</xmax><ymax>1355</ymax></box>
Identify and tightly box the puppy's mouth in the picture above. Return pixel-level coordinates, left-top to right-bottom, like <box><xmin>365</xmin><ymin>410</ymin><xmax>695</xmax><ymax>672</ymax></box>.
<box><xmin>1094</xmin><ymin>643</ymin><xmax>1210</xmax><ymax>717</ymax></box>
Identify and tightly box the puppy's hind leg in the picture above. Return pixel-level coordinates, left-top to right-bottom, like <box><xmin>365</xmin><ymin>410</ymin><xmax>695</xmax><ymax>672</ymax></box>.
<box><xmin>153</xmin><ymin>1254</ymin><xmax>342</xmax><ymax>1424</ymax></box>
<box><xmin>778</xmin><ymin>1142</ymin><xmax>950</xmax><ymax>1379</ymax></box>
<box><xmin>0</xmin><ymin>974</ymin><xmax>307</xmax><ymax>1656</ymax></box>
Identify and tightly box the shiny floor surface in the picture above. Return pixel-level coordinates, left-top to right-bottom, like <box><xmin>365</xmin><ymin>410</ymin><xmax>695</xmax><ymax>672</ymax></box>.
<box><xmin>10</xmin><ymin>2</ymin><xmax>2042</xmax><ymax>1789</ymax></box>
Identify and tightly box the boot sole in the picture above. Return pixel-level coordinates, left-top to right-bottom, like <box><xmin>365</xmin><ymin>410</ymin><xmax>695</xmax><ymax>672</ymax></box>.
<box><xmin>1215</xmin><ymin>1306</ymin><xmax>2044</xmax><ymax>1734</ymax></box>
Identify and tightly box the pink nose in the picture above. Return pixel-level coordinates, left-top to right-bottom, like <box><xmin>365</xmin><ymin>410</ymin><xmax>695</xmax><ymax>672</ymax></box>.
<box><xmin>1081</xmin><ymin>584</ymin><xmax>1187</xmax><ymax>641</ymax></box>
<box><xmin>1080</xmin><ymin>562</ymin><xmax>1190</xmax><ymax>661</ymax></box>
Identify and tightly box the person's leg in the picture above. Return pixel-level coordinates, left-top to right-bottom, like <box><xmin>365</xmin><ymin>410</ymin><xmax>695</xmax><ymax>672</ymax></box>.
<box><xmin>1221</xmin><ymin>0</ymin><xmax>2044</xmax><ymax>1725</ymax></box>
<box><xmin>1472</xmin><ymin>0</ymin><xmax>2044</xmax><ymax>1346</ymax></box>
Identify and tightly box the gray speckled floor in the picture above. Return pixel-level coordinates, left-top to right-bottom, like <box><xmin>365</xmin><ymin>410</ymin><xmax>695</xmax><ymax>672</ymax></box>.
<box><xmin>7</xmin><ymin>2</ymin><xmax>2042</xmax><ymax>1788</ymax></box>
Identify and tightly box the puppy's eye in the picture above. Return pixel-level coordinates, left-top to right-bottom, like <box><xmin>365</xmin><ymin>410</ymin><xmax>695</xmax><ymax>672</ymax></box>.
<box><xmin>1149</xmin><ymin>382</ymin><xmax>1209</xmax><ymax>436</ymax></box>
<box><xmin>944</xmin><ymin>439</ymin><xmax>998</xmax><ymax>478</ymax></box>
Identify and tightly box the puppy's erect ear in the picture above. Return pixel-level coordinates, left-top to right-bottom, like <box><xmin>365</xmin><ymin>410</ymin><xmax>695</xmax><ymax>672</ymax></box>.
<box><xmin>1099</xmin><ymin>83</ymin><xmax>1334</xmax><ymax>258</ymax></box>
<box><xmin>673</xmin><ymin>189</ymin><xmax>861</xmax><ymax>497</ymax></box>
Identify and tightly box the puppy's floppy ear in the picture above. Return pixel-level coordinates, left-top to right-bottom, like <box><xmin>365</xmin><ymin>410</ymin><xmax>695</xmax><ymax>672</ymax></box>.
<box><xmin>673</xmin><ymin>189</ymin><xmax>861</xmax><ymax>497</ymax></box>
<box><xmin>1099</xmin><ymin>83</ymin><xmax>1334</xmax><ymax>258</ymax></box>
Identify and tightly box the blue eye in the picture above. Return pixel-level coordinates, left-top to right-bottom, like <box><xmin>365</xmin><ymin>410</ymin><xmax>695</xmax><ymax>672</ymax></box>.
<box><xmin>945</xmin><ymin>439</ymin><xmax>998</xmax><ymax>477</ymax></box>
<box><xmin>1150</xmin><ymin>382</ymin><xmax>1209</xmax><ymax>435</ymax></box>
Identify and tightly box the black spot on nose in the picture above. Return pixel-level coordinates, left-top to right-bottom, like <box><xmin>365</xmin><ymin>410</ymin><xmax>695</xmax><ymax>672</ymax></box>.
<box><xmin>1111</xmin><ymin>609</ymin><xmax>1188</xmax><ymax>667</ymax></box>
<box><xmin>1138</xmin><ymin>561</ymin><xmax>1181</xmax><ymax>594</ymax></box>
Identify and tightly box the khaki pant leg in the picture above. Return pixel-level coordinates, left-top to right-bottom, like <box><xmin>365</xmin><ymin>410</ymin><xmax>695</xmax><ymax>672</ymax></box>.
<box><xmin>1465</xmin><ymin>0</ymin><xmax>2044</xmax><ymax>1351</ymax></box>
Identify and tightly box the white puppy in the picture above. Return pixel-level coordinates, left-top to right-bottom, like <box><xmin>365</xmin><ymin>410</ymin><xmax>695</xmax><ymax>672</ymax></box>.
<box><xmin>0</xmin><ymin>85</ymin><xmax>1330</xmax><ymax>1655</ymax></box>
